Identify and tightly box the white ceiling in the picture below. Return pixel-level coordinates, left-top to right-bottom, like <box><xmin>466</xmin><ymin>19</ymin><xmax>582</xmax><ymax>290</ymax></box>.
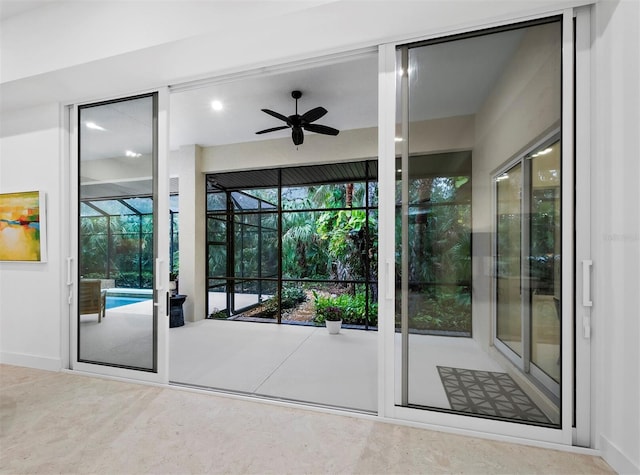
<box><xmin>0</xmin><ymin>0</ymin><xmax>52</xmax><ymax>20</ymax></box>
<box><xmin>79</xmin><ymin>27</ymin><xmax>525</xmax><ymax>160</ymax></box>
<box><xmin>170</xmin><ymin>53</ymin><xmax>379</xmax><ymax>149</ymax></box>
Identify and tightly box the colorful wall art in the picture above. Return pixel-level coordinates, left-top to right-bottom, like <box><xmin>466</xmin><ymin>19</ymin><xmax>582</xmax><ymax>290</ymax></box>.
<box><xmin>0</xmin><ymin>191</ymin><xmax>47</xmax><ymax>262</ymax></box>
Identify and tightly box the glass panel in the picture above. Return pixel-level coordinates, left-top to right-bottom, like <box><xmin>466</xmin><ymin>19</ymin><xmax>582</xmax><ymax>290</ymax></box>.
<box><xmin>238</xmin><ymin>188</ymin><xmax>278</xmax><ymax>208</ymax></box>
<box><xmin>282</xmin><ymin>183</ymin><xmax>367</xmax><ymax>210</ymax></box>
<box><xmin>80</xmin><ymin>202</ymin><xmax>103</xmax><ymax>217</ymax></box>
<box><xmin>232</xmin><ymin>212</ymin><xmax>277</xmax><ymax>279</ymax></box>
<box><xmin>78</xmin><ymin>95</ymin><xmax>155</xmax><ymax>371</ymax></box>
<box><xmin>230</xmin><ymin>279</ymin><xmax>264</xmax><ymax>314</ymax></box>
<box><xmin>79</xmin><ymin>216</ymin><xmax>108</xmax><ymax>277</ymax></box>
<box><xmin>170</xmin><ymin>210</ymin><xmax>179</xmax><ymax>274</ymax></box>
<box><xmin>397</xmin><ymin>19</ymin><xmax>562</xmax><ymax>425</ymax></box>
<box><xmin>169</xmin><ymin>194</ymin><xmax>179</xmax><ymax>213</ymax></box>
<box><xmin>260</xmin><ymin>212</ymin><xmax>278</xmax><ymax>277</ymax></box>
<box><xmin>230</xmin><ymin>191</ymin><xmax>274</xmax><ymax>211</ymax></box>
<box><xmin>206</xmin><ymin>191</ymin><xmax>226</xmax><ymax>211</ymax></box>
<box><xmin>367</xmin><ymin>181</ymin><xmax>379</xmax><ymax>207</ymax></box>
<box><xmin>207</xmin><ymin>278</ymin><xmax>228</xmax><ymax>318</ymax></box>
<box><xmin>496</xmin><ymin>163</ymin><xmax>523</xmax><ymax>356</ymax></box>
<box><xmin>207</xmin><ymin>216</ymin><xmax>226</xmax><ymax>243</ymax></box>
<box><xmin>122</xmin><ymin>197</ymin><xmax>153</xmax><ymax>214</ymax></box>
<box><xmin>91</xmin><ymin>199</ymin><xmax>140</xmax><ymax>216</ymax></box>
<box><xmin>282</xmin><ymin>210</ymin><xmax>329</xmax><ymax>280</ymax></box>
<box><xmin>530</xmin><ymin>140</ymin><xmax>561</xmax><ymax>382</ymax></box>
<box><xmin>282</xmin><ymin>209</ymin><xmax>371</xmax><ymax>280</ymax></box>
<box><xmin>207</xmin><ymin>244</ymin><xmax>227</xmax><ymax>277</ymax></box>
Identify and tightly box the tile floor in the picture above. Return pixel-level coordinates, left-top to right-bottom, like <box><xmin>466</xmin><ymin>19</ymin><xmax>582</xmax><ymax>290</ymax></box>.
<box><xmin>0</xmin><ymin>364</ymin><xmax>613</xmax><ymax>474</ymax></box>
<box><xmin>170</xmin><ymin>320</ymin><xmax>377</xmax><ymax>411</ymax></box>
<box><xmin>170</xmin><ymin>320</ymin><xmax>558</xmax><ymax>423</ymax></box>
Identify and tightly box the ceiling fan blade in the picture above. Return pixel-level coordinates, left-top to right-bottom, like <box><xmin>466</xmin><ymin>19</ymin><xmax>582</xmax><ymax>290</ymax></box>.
<box><xmin>256</xmin><ymin>125</ymin><xmax>289</xmax><ymax>135</ymax></box>
<box><xmin>261</xmin><ymin>109</ymin><xmax>290</xmax><ymax>123</ymax></box>
<box><xmin>292</xmin><ymin>127</ymin><xmax>304</xmax><ymax>146</ymax></box>
<box><xmin>301</xmin><ymin>106</ymin><xmax>327</xmax><ymax>123</ymax></box>
<box><xmin>303</xmin><ymin>123</ymin><xmax>340</xmax><ymax>136</ymax></box>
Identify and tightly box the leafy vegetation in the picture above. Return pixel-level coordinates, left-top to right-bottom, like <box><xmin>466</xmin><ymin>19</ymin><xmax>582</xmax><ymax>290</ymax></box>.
<box><xmin>403</xmin><ymin>290</ymin><xmax>472</xmax><ymax>334</ymax></box>
<box><xmin>81</xmin><ymin>165</ymin><xmax>478</xmax><ymax>335</ymax></box>
<box><xmin>259</xmin><ymin>285</ymin><xmax>307</xmax><ymax>317</ymax></box>
<box><xmin>80</xmin><ymin>203</ymin><xmax>179</xmax><ymax>289</ymax></box>
<box><xmin>313</xmin><ymin>291</ymin><xmax>378</xmax><ymax>326</ymax></box>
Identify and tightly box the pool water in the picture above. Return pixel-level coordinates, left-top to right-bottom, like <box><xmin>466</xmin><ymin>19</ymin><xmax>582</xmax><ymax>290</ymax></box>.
<box><xmin>106</xmin><ymin>296</ymin><xmax>151</xmax><ymax>309</ymax></box>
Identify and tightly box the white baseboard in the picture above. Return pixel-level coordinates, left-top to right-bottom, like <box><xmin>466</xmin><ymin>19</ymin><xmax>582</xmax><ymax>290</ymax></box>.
<box><xmin>0</xmin><ymin>351</ymin><xmax>62</xmax><ymax>372</ymax></box>
<box><xmin>601</xmin><ymin>435</ymin><xmax>640</xmax><ymax>474</ymax></box>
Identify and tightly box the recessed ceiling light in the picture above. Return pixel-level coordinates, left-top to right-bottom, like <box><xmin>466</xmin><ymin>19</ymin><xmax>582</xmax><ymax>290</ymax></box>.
<box><xmin>125</xmin><ymin>150</ymin><xmax>142</xmax><ymax>158</ymax></box>
<box><xmin>530</xmin><ymin>147</ymin><xmax>553</xmax><ymax>158</ymax></box>
<box><xmin>211</xmin><ymin>100</ymin><xmax>223</xmax><ymax>111</ymax></box>
<box><xmin>86</xmin><ymin>121</ymin><xmax>106</xmax><ymax>131</ymax></box>
<box><xmin>395</xmin><ymin>137</ymin><xmax>403</xmax><ymax>142</ymax></box>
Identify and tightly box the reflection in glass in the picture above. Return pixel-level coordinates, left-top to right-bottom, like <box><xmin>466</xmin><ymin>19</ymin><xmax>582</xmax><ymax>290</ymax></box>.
<box><xmin>530</xmin><ymin>141</ymin><xmax>561</xmax><ymax>383</ymax></box>
<box><xmin>396</xmin><ymin>161</ymin><xmax>473</xmax><ymax>335</ymax></box>
<box><xmin>496</xmin><ymin>163</ymin><xmax>523</xmax><ymax>356</ymax></box>
<box><xmin>78</xmin><ymin>94</ymin><xmax>156</xmax><ymax>371</ymax></box>
<box><xmin>396</xmin><ymin>18</ymin><xmax>562</xmax><ymax>424</ymax></box>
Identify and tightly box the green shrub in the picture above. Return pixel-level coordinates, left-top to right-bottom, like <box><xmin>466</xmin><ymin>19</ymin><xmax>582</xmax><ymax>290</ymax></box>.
<box><xmin>209</xmin><ymin>310</ymin><xmax>228</xmax><ymax>319</ymax></box>
<box><xmin>313</xmin><ymin>291</ymin><xmax>377</xmax><ymax>326</ymax></box>
<box><xmin>259</xmin><ymin>285</ymin><xmax>307</xmax><ymax>317</ymax></box>
<box><xmin>404</xmin><ymin>292</ymin><xmax>471</xmax><ymax>333</ymax></box>
<box><xmin>113</xmin><ymin>272</ymin><xmax>153</xmax><ymax>289</ymax></box>
<box><xmin>281</xmin><ymin>286</ymin><xmax>306</xmax><ymax>308</ymax></box>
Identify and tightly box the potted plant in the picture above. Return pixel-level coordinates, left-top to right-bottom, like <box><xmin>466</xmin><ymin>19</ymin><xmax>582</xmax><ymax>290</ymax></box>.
<box><xmin>323</xmin><ymin>305</ymin><xmax>343</xmax><ymax>334</ymax></box>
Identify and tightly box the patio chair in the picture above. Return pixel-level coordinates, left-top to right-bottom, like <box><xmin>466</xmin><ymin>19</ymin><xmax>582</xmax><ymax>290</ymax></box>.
<box><xmin>79</xmin><ymin>279</ymin><xmax>107</xmax><ymax>322</ymax></box>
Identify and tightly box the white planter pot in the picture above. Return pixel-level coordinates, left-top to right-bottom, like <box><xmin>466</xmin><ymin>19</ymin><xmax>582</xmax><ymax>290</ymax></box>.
<box><xmin>326</xmin><ymin>320</ymin><xmax>342</xmax><ymax>334</ymax></box>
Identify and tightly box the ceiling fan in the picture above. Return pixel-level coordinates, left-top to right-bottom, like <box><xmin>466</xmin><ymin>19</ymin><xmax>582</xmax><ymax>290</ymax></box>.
<box><xmin>256</xmin><ymin>90</ymin><xmax>340</xmax><ymax>146</ymax></box>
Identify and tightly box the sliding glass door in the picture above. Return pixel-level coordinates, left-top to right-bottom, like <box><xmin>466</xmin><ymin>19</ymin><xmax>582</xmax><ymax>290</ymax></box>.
<box><xmin>73</xmin><ymin>92</ymin><xmax>169</xmax><ymax>382</ymax></box>
<box><xmin>495</xmin><ymin>136</ymin><xmax>562</xmax><ymax>397</ymax></box>
<box><xmin>393</xmin><ymin>17</ymin><xmax>564</xmax><ymax>427</ymax></box>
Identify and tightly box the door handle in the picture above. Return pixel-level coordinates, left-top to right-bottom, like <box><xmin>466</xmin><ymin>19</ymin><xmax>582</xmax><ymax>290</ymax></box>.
<box><xmin>66</xmin><ymin>257</ymin><xmax>73</xmax><ymax>285</ymax></box>
<box><xmin>582</xmin><ymin>260</ymin><xmax>592</xmax><ymax>307</ymax></box>
<box><xmin>156</xmin><ymin>258</ymin><xmax>163</xmax><ymax>291</ymax></box>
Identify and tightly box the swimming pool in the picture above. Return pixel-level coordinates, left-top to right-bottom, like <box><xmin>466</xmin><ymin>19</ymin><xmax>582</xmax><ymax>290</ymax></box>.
<box><xmin>106</xmin><ymin>296</ymin><xmax>151</xmax><ymax>309</ymax></box>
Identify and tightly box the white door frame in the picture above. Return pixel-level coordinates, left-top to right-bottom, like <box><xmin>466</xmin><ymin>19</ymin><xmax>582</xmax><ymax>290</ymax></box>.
<box><xmin>573</xmin><ymin>5</ymin><xmax>592</xmax><ymax>448</ymax></box>
<box><xmin>68</xmin><ymin>88</ymin><xmax>170</xmax><ymax>384</ymax></box>
<box><xmin>377</xmin><ymin>7</ymin><xmax>589</xmax><ymax>445</ymax></box>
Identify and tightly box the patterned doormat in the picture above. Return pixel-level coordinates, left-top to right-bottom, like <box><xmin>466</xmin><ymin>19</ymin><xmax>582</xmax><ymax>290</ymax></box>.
<box><xmin>437</xmin><ymin>366</ymin><xmax>551</xmax><ymax>424</ymax></box>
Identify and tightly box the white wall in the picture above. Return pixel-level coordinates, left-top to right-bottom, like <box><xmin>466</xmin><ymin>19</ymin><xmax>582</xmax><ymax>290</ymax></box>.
<box><xmin>0</xmin><ymin>103</ymin><xmax>64</xmax><ymax>370</ymax></box>
<box><xmin>592</xmin><ymin>1</ymin><xmax>640</xmax><ymax>472</ymax></box>
<box><xmin>1</xmin><ymin>1</ymin><xmax>638</xmax><ymax>471</ymax></box>
<box><xmin>178</xmin><ymin>145</ymin><xmax>205</xmax><ymax>323</ymax></box>
<box><xmin>200</xmin><ymin>116</ymin><xmax>474</xmax><ymax>173</ymax></box>
<box><xmin>0</xmin><ymin>1</ymin><xmax>331</xmax><ymax>84</ymax></box>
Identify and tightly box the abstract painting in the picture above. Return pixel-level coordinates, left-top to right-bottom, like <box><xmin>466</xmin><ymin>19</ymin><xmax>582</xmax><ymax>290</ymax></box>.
<box><xmin>0</xmin><ymin>191</ymin><xmax>47</xmax><ymax>262</ymax></box>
